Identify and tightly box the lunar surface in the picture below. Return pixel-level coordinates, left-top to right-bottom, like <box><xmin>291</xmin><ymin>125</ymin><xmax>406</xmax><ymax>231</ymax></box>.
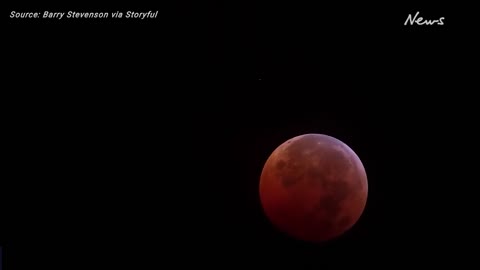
<box><xmin>259</xmin><ymin>134</ymin><xmax>368</xmax><ymax>243</ymax></box>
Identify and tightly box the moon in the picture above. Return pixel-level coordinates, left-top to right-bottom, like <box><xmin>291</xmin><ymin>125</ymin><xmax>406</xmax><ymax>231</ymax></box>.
<box><xmin>259</xmin><ymin>134</ymin><xmax>368</xmax><ymax>243</ymax></box>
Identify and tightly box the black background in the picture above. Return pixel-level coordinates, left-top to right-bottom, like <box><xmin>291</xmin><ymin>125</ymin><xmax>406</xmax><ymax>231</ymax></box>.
<box><xmin>3</xmin><ymin>1</ymin><xmax>479</xmax><ymax>268</ymax></box>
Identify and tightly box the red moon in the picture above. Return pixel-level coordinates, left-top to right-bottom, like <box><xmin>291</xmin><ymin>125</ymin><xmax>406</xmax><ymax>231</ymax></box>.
<box><xmin>259</xmin><ymin>134</ymin><xmax>368</xmax><ymax>243</ymax></box>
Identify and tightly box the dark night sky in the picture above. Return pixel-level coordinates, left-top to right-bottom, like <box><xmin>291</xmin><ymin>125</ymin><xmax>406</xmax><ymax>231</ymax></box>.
<box><xmin>4</xmin><ymin>1</ymin><xmax>479</xmax><ymax>268</ymax></box>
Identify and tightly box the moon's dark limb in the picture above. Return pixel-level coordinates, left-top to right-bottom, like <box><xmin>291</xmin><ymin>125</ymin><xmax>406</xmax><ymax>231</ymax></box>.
<box><xmin>259</xmin><ymin>134</ymin><xmax>368</xmax><ymax>243</ymax></box>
